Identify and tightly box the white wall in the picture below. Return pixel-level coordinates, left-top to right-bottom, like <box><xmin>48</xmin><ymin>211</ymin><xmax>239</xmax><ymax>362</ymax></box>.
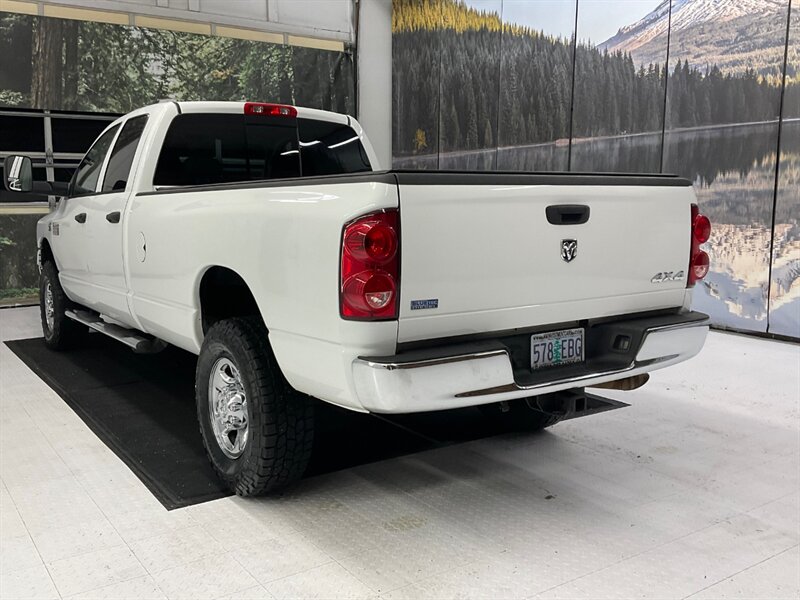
<box><xmin>356</xmin><ymin>0</ymin><xmax>391</xmax><ymax>169</ymax></box>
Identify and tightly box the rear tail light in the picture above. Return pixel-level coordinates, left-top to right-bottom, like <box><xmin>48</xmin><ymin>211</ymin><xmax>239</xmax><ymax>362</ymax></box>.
<box><xmin>340</xmin><ymin>210</ymin><xmax>400</xmax><ymax>319</ymax></box>
<box><xmin>688</xmin><ymin>204</ymin><xmax>711</xmax><ymax>287</ymax></box>
<box><xmin>244</xmin><ymin>102</ymin><xmax>297</xmax><ymax>117</ymax></box>
<box><xmin>693</xmin><ymin>214</ymin><xmax>711</xmax><ymax>244</ymax></box>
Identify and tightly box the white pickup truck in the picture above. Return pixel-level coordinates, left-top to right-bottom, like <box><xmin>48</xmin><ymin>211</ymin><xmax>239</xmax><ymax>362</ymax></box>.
<box><xmin>4</xmin><ymin>101</ymin><xmax>712</xmax><ymax>496</ymax></box>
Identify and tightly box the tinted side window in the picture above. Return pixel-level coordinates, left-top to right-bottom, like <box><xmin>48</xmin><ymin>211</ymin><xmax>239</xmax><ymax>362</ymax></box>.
<box><xmin>102</xmin><ymin>115</ymin><xmax>148</xmax><ymax>192</ymax></box>
<box><xmin>298</xmin><ymin>119</ymin><xmax>371</xmax><ymax>177</ymax></box>
<box><xmin>154</xmin><ymin>114</ymin><xmax>300</xmax><ymax>186</ymax></box>
<box><xmin>70</xmin><ymin>125</ymin><xmax>120</xmax><ymax>197</ymax></box>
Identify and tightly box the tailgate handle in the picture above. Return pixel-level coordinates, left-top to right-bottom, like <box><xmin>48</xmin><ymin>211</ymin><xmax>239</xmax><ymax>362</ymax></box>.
<box><xmin>546</xmin><ymin>205</ymin><xmax>590</xmax><ymax>225</ymax></box>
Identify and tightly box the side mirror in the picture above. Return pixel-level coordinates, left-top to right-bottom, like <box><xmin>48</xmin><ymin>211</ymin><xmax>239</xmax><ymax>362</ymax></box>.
<box><xmin>3</xmin><ymin>155</ymin><xmax>33</xmax><ymax>193</ymax></box>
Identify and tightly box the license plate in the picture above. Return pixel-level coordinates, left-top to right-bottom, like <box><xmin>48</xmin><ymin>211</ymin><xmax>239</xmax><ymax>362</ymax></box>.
<box><xmin>530</xmin><ymin>328</ymin><xmax>584</xmax><ymax>369</ymax></box>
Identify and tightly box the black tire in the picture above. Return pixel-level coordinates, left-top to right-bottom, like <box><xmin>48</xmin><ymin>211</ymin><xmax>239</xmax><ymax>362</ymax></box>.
<box><xmin>478</xmin><ymin>396</ymin><xmax>565</xmax><ymax>433</ymax></box>
<box><xmin>196</xmin><ymin>317</ymin><xmax>314</xmax><ymax>496</ymax></box>
<box><xmin>39</xmin><ymin>261</ymin><xmax>82</xmax><ymax>350</ymax></box>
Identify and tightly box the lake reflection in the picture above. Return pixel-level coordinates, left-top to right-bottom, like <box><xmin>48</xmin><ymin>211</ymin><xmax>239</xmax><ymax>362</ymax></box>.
<box><xmin>665</xmin><ymin>121</ymin><xmax>796</xmax><ymax>334</ymax></box>
<box><xmin>570</xmin><ymin>132</ymin><xmax>662</xmax><ymax>173</ymax></box>
<box><xmin>769</xmin><ymin>121</ymin><xmax>800</xmax><ymax>339</ymax></box>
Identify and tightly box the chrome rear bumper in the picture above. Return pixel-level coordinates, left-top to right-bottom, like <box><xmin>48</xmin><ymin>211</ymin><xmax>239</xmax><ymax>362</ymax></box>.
<box><xmin>352</xmin><ymin>312</ymin><xmax>709</xmax><ymax>414</ymax></box>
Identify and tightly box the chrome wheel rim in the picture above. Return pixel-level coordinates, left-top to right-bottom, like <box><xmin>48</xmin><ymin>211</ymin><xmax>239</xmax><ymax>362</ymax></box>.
<box><xmin>44</xmin><ymin>282</ymin><xmax>55</xmax><ymax>332</ymax></box>
<box><xmin>208</xmin><ymin>357</ymin><xmax>249</xmax><ymax>459</ymax></box>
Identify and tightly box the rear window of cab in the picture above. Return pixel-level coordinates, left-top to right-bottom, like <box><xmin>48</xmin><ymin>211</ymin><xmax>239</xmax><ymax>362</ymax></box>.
<box><xmin>153</xmin><ymin>114</ymin><xmax>371</xmax><ymax>187</ymax></box>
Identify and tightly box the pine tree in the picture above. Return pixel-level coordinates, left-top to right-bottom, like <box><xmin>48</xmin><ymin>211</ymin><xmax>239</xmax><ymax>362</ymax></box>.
<box><xmin>391</xmin><ymin>0</ymin><xmax>788</xmax><ymax>161</ymax></box>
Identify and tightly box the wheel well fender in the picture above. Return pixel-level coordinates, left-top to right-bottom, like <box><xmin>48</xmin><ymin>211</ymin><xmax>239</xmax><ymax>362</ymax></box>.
<box><xmin>39</xmin><ymin>237</ymin><xmax>55</xmax><ymax>268</ymax></box>
<box><xmin>197</xmin><ymin>266</ymin><xmax>264</xmax><ymax>334</ymax></box>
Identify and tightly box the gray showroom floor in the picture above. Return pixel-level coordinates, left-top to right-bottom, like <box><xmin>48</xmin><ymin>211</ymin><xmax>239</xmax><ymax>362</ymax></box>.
<box><xmin>1</xmin><ymin>305</ymin><xmax>798</xmax><ymax>600</ymax></box>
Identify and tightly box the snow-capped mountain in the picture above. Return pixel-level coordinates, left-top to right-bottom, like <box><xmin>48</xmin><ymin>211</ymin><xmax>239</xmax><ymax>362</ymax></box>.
<box><xmin>599</xmin><ymin>0</ymin><xmax>672</xmax><ymax>54</ymax></box>
<box><xmin>599</xmin><ymin>0</ymin><xmax>789</xmax><ymax>74</ymax></box>
<box><xmin>601</xmin><ymin>0</ymin><xmax>786</xmax><ymax>54</ymax></box>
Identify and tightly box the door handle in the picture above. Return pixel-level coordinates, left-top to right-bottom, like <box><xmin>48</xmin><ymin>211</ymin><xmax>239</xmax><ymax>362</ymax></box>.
<box><xmin>546</xmin><ymin>205</ymin><xmax>590</xmax><ymax>225</ymax></box>
<box><xmin>106</xmin><ymin>211</ymin><xmax>121</xmax><ymax>224</ymax></box>
<box><xmin>74</xmin><ymin>213</ymin><xmax>86</xmax><ymax>223</ymax></box>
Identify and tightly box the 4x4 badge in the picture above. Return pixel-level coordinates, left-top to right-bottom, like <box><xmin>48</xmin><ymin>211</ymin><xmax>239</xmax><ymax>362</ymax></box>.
<box><xmin>561</xmin><ymin>239</ymin><xmax>577</xmax><ymax>263</ymax></box>
<box><xmin>651</xmin><ymin>271</ymin><xmax>685</xmax><ymax>283</ymax></box>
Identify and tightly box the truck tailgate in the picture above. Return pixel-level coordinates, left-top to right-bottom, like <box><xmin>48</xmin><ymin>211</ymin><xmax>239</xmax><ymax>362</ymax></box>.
<box><xmin>396</xmin><ymin>173</ymin><xmax>695</xmax><ymax>343</ymax></box>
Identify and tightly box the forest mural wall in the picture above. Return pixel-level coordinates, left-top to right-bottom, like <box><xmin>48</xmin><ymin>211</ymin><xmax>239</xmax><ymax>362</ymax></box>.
<box><xmin>0</xmin><ymin>12</ymin><xmax>354</xmax><ymax>114</ymax></box>
<box><xmin>393</xmin><ymin>0</ymin><xmax>799</xmax><ymax>338</ymax></box>
<box><xmin>0</xmin><ymin>9</ymin><xmax>355</xmax><ymax>305</ymax></box>
<box><xmin>769</xmin><ymin>6</ymin><xmax>799</xmax><ymax>337</ymax></box>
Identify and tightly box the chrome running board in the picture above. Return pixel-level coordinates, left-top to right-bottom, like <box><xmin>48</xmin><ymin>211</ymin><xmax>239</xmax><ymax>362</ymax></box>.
<box><xmin>65</xmin><ymin>310</ymin><xmax>166</xmax><ymax>354</ymax></box>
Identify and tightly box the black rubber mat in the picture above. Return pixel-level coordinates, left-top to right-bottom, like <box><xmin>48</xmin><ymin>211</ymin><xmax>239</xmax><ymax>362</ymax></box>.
<box><xmin>6</xmin><ymin>335</ymin><xmax>626</xmax><ymax>510</ymax></box>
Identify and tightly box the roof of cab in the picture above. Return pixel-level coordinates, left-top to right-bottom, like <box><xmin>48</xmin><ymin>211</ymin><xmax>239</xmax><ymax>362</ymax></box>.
<box><xmin>173</xmin><ymin>101</ymin><xmax>349</xmax><ymax>125</ymax></box>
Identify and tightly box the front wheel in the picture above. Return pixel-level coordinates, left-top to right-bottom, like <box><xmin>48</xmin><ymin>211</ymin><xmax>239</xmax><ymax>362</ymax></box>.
<box><xmin>196</xmin><ymin>317</ymin><xmax>314</xmax><ymax>496</ymax></box>
<box><xmin>40</xmin><ymin>261</ymin><xmax>82</xmax><ymax>350</ymax></box>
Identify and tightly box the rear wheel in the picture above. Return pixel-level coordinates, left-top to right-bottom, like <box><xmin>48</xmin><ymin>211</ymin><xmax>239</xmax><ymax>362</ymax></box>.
<box><xmin>39</xmin><ymin>261</ymin><xmax>82</xmax><ymax>350</ymax></box>
<box><xmin>478</xmin><ymin>396</ymin><xmax>566</xmax><ymax>432</ymax></box>
<box><xmin>196</xmin><ymin>317</ymin><xmax>314</xmax><ymax>496</ymax></box>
